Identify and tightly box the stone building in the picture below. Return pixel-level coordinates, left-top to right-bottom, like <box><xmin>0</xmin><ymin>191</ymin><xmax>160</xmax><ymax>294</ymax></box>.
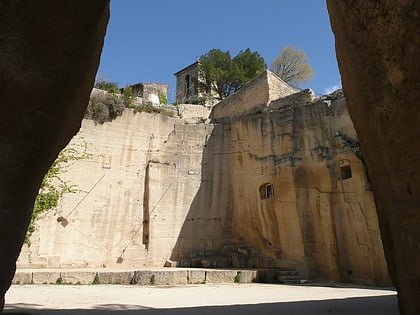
<box><xmin>174</xmin><ymin>61</ymin><xmax>218</xmax><ymax>104</ymax></box>
<box><xmin>128</xmin><ymin>82</ymin><xmax>168</xmax><ymax>105</ymax></box>
<box><xmin>17</xmin><ymin>70</ymin><xmax>390</xmax><ymax>286</ymax></box>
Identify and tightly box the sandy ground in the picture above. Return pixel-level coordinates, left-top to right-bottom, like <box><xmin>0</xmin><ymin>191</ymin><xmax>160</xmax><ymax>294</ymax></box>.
<box><xmin>4</xmin><ymin>283</ymin><xmax>398</xmax><ymax>315</ymax></box>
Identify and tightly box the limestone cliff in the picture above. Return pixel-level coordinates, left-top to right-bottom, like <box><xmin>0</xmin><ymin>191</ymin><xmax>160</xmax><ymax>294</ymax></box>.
<box><xmin>173</xmin><ymin>89</ymin><xmax>390</xmax><ymax>285</ymax></box>
<box><xmin>19</xmin><ymin>72</ymin><xmax>391</xmax><ymax>286</ymax></box>
<box><xmin>18</xmin><ymin>110</ymin><xmax>214</xmax><ymax>268</ymax></box>
<box><xmin>228</xmin><ymin>93</ymin><xmax>389</xmax><ymax>284</ymax></box>
<box><xmin>327</xmin><ymin>1</ymin><xmax>419</xmax><ymax>313</ymax></box>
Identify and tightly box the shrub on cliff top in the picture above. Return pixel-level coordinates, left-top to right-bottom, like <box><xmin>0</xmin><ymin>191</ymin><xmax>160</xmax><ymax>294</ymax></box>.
<box><xmin>85</xmin><ymin>91</ymin><xmax>125</xmax><ymax>124</ymax></box>
<box><xmin>95</xmin><ymin>80</ymin><xmax>120</xmax><ymax>94</ymax></box>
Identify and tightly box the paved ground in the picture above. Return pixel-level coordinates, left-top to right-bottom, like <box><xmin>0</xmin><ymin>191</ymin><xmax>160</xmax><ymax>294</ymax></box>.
<box><xmin>4</xmin><ymin>283</ymin><xmax>398</xmax><ymax>315</ymax></box>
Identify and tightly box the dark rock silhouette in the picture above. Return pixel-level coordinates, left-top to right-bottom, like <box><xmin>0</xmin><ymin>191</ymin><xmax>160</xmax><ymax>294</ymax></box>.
<box><xmin>327</xmin><ymin>1</ymin><xmax>420</xmax><ymax>314</ymax></box>
<box><xmin>0</xmin><ymin>0</ymin><xmax>109</xmax><ymax>310</ymax></box>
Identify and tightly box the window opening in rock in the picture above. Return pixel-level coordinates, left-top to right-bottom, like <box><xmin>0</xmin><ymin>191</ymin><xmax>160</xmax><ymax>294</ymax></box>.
<box><xmin>341</xmin><ymin>165</ymin><xmax>352</xmax><ymax>180</ymax></box>
<box><xmin>185</xmin><ymin>74</ymin><xmax>190</xmax><ymax>96</ymax></box>
<box><xmin>260</xmin><ymin>183</ymin><xmax>274</xmax><ymax>199</ymax></box>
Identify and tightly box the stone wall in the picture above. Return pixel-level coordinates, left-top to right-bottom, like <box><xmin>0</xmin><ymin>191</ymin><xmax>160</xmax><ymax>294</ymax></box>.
<box><xmin>18</xmin><ymin>110</ymin><xmax>213</xmax><ymax>269</ymax></box>
<box><xmin>130</xmin><ymin>82</ymin><xmax>169</xmax><ymax>105</ymax></box>
<box><xmin>19</xmin><ymin>90</ymin><xmax>391</xmax><ymax>286</ymax></box>
<box><xmin>172</xmin><ymin>93</ymin><xmax>390</xmax><ymax>285</ymax></box>
<box><xmin>175</xmin><ymin>62</ymin><xmax>200</xmax><ymax>104</ymax></box>
<box><xmin>327</xmin><ymin>1</ymin><xmax>419</xmax><ymax>313</ymax></box>
<box><xmin>228</xmin><ymin>96</ymin><xmax>389</xmax><ymax>284</ymax></box>
<box><xmin>176</xmin><ymin>103</ymin><xmax>212</xmax><ymax>121</ymax></box>
<box><xmin>210</xmin><ymin>71</ymin><xmax>299</xmax><ymax>120</ymax></box>
<box><xmin>174</xmin><ymin>61</ymin><xmax>219</xmax><ymax>105</ymax></box>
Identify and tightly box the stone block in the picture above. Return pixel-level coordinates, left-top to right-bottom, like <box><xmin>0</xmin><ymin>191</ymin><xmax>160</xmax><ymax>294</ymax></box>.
<box><xmin>32</xmin><ymin>271</ymin><xmax>61</xmax><ymax>284</ymax></box>
<box><xmin>187</xmin><ymin>269</ymin><xmax>206</xmax><ymax>284</ymax></box>
<box><xmin>11</xmin><ymin>272</ymin><xmax>32</xmax><ymax>285</ymax></box>
<box><xmin>60</xmin><ymin>271</ymin><xmax>97</xmax><ymax>285</ymax></box>
<box><xmin>131</xmin><ymin>270</ymin><xmax>188</xmax><ymax>285</ymax></box>
<box><xmin>98</xmin><ymin>271</ymin><xmax>135</xmax><ymax>285</ymax></box>
<box><xmin>164</xmin><ymin>260</ymin><xmax>177</xmax><ymax>267</ymax></box>
<box><xmin>240</xmin><ymin>270</ymin><xmax>258</xmax><ymax>283</ymax></box>
<box><xmin>206</xmin><ymin>270</ymin><xmax>237</xmax><ymax>283</ymax></box>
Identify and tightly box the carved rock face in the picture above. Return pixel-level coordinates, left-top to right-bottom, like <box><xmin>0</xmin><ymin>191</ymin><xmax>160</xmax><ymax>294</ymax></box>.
<box><xmin>0</xmin><ymin>0</ymin><xmax>109</xmax><ymax>310</ymax></box>
<box><xmin>327</xmin><ymin>1</ymin><xmax>420</xmax><ymax>314</ymax></box>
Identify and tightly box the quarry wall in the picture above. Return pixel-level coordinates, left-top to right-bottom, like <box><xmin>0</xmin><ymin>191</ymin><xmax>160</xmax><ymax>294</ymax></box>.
<box><xmin>327</xmin><ymin>2</ymin><xmax>419</xmax><ymax>312</ymax></box>
<box><xmin>18</xmin><ymin>88</ymin><xmax>391</xmax><ymax>286</ymax></box>
<box><xmin>18</xmin><ymin>110</ymin><xmax>213</xmax><ymax>269</ymax></box>
<box><xmin>228</xmin><ymin>95</ymin><xmax>389</xmax><ymax>284</ymax></box>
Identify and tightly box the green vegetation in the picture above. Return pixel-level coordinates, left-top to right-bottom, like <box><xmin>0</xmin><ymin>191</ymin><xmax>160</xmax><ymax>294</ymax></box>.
<box><xmin>94</xmin><ymin>80</ymin><xmax>120</xmax><ymax>94</ymax></box>
<box><xmin>85</xmin><ymin>91</ymin><xmax>125</xmax><ymax>124</ymax></box>
<box><xmin>128</xmin><ymin>102</ymin><xmax>175</xmax><ymax>117</ymax></box>
<box><xmin>199</xmin><ymin>48</ymin><xmax>266</xmax><ymax>99</ymax></box>
<box><xmin>25</xmin><ymin>139</ymin><xmax>91</xmax><ymax>246</ymax></box>
<box><xmin>270</xmin><ymin>45</ymin><xmax>313</xmax><ymax>86</ymax></box>
<box><xmin>158</xmin><ymin>90</ymin><xmax>168</xmax><ymax>105</ymax></box>
<box><xmin>149</xmin><ymin>274</ymin><xmax>156</xmax><ymax>285</ymax></box>
<box><xmin>92</xmin><ymin>273</ymin><xmax>100</xmax><ymax>285</ymax></box>
<box><xmin>122</xmin><ymin>85</ymin><xmax>135</xmax><ymax>107</ymax></box>
<box><xmin>234</xmin><ymin>271</ymin><xmax>242</xmax><ymax>283</ymax></box>
<box><xmin>56</xmin><ymin>276</ymin><xmax>63</xmax><ymax>284</ymax></box>
<box><xmin>92</xmin><ymin>78</ymin><xmax>176</xmax><ymax>120</ymax></box>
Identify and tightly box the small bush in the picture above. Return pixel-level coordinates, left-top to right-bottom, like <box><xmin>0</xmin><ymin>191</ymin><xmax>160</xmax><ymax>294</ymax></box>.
<box><xmin>56</xmin><ymin>276</ymin><xmax>63</xmax><ymax>284</ymax></box>
<box><xmin>85</xmin><ymin>91</ymin><xmax>125</xmax><ymax>124</ymax></box>
<box><xmin>158</xmin><ymin>91</ymin><xmax>168</xmax><ymax>105</ymax></box>
<box><xmin>123</xmin><ymin>85</ymin><xmax>135</xmax><ymax>106</ymax></box>
<box><xmin>129</xmin><ymin>102</ymin><xmax>175</xmax><ymax>117</ymax></box>
<box><xmin>95</xmin><ymin>80</ymin><xmax>120</xmax><ymax>94</ymax></box>
<box><xmin>92</xmin><ymin>273</ymin><xmax>100</xmax><ymax>285</ymax></box>
<box><xmin>150</xmin><ymin>274</ymin><xmax>156</xmax><ymax>285</ymax></box>
<box><xmin>234</xmin><ymin>271</ymin><xmax>242</xmax><ymax>283</ymax></box>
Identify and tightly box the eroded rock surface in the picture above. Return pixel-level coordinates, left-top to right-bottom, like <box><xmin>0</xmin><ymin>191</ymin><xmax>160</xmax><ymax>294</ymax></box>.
<box><xmin>327</xmin><ymin>1</ymin><xmax>419</xmax><ymax>314</ymax></box>
<box><xmin>0</xmin><ymin>0</ymin><xmax>109</xmax><ymax>310</ymax></box>
<box><xmin>18</xmin><ymin>73</ymin><xmax>390</xmax><ymax>288</ymax></box>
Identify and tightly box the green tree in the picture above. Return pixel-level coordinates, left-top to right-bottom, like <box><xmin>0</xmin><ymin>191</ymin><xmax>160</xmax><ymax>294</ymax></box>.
<box><xmin>199</xmin><ymin>49</ymin><xmax>232</xmax><ymax>99</ymax></box>
<box><xmin>231</xmin><ymin>48</ymin><xmax>266</xmax><ymax>91</ymax></box>
<box><xmin>270</xmin><ymin>45</ymin><xmax>313</xmax><ymax>86</ymax></box>
<box><xmin>199</xmin><ymin>48</ymin><xmax>266</xmax><ymax>99</ymax></box>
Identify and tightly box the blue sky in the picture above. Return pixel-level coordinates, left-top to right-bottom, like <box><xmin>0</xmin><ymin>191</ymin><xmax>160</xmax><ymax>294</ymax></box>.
<box><xmin>97</xmin><ymin>0</ymin><xmax>341</xmax><ymax>102</ymax></box>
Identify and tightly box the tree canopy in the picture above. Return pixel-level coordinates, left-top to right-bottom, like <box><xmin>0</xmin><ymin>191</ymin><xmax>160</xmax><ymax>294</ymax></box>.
<box><xmin>270</xmin><ymin>45</ymin><xmax>313</xmax><ymax>86</ymax></box>
<box><xmin>199</xmin><ymin>48</ymin><xmax>266</xmax><ymax>99</ymax></box>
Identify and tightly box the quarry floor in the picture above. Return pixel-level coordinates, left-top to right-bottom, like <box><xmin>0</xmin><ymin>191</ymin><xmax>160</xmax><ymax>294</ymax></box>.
<box><xmin>4</xmin><ymin>283</ymin><xmax>398</xmax><ymax>315</ymax></box>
